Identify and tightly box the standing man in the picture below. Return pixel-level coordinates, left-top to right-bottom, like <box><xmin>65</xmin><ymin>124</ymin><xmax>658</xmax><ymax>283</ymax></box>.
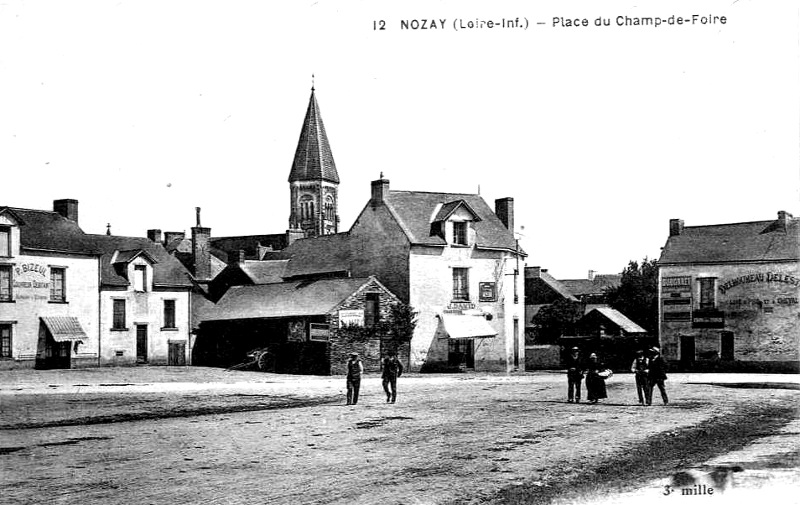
<box><xmin>647</xmin><ymin>347</ymin><xmax>669</xmax><ymax>406</ymax></box>
<box><xmin>630</xmin><ymin>349</ymin><xmax>649</xmax><ymax>405</ymax></box>
<box><xmin>346</xmin><ymin>352</ymin><xmax>364</xmax><ymax>405</ymax></box>
<box><xmin>566</xmin><ymin>346</ymin><xmax>583</xmax><ymax>403</ymax></box>
<box><xmin>382</xmin><ymin>351</ymin><xmax>404</xmax><ymax>403</ymax></box>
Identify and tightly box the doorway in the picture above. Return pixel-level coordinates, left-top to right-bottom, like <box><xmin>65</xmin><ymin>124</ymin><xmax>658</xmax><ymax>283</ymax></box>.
<box><xmin>680</xmin><ymin>336</ymin><xmax>695</xmax><ymax>367</ymax></box>
<box><xmin>168</xmin><ymin>341</ymin><xmax>186</xmax><ymax>366</ymax></box>
<box><xmin>513</xmin><ymin>317</ymin><xmax>520</xmax><ymax>370</ymax></box>
<box><xmin>136</xmin><ymin>324</ymin><xmax>148</xmax><ymax>364</ymax></box>
<box><xmin>720</xmin><ymin>331</ymin><xmax>734</xmax><ymax>361</ymax></box>
<box><xmin>448</xmin><ymin>339</ymin><xmax>475</xmax><ymax>370</ymax></box>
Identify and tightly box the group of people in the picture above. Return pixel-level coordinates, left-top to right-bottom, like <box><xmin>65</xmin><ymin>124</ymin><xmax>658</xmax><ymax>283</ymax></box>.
<box><xmin>566</xmin><ymin>346</ymin><xmax>669</xmax><ymax>406</ymax></box>
<box><xmin>345</xmin><ymin>351</ymin><xmax>404</xmax><ymax>405</ymax></box>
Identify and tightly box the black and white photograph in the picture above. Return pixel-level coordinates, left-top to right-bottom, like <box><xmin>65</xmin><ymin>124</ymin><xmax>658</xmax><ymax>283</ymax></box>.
<box><xmin>0</xmin><ymin>0</ymin><xmax>798</xmax><ymax>503</ymax></box>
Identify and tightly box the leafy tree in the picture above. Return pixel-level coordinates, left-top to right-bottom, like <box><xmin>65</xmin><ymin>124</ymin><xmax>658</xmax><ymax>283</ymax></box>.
<box><xmin>337</xmin><ymin>303</ymin><xmax>418</xmax><ymax>343</ymax></box>
<box><xmin>605</xmin><ymin>258</ymin><xmax>658</xmax><ymax>335</ymax></box>
<box><xmin>530</xmin><ymin>298</ymin><xmax>584</xmax><ymax>344</ymax></box>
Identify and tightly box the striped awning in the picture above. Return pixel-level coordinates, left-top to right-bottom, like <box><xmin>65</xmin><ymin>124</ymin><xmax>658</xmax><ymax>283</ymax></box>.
<box><xmin>41</xmin><ymin>316</ymin><xmax>87</xmax><ymax>342</ymax></box>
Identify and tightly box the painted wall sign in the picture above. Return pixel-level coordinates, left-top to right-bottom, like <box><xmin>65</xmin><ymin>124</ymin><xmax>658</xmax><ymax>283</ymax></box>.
<box><xmin>309</xmin><ymin>323</ymin><xmax>330</xmax><ymax>342</ymax></box>
<box><xmin>719</xmin><ymin>272</ymin><xmax>800</xmax><ymax>294</ymax></box>
<box><xmin>479</xmin><ymin>282</ymin><xmax>496</xmax><ymax>302</ymax></box>
<box><xmin>662</xmin><ymin>276</ymin><xmax>692</xmax><ymax>293</ymax></box>
<box><xmin>339</xmin><ymin>309</ymin><xmax>364</xmax><ymax>327</ymax></box>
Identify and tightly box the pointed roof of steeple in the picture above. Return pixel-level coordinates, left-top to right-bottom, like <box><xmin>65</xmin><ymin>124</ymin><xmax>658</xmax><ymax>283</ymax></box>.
<box><xmin>288</xmin><ymin>87</ymin><xmax>340</xmax><ymax>184</ymax></box>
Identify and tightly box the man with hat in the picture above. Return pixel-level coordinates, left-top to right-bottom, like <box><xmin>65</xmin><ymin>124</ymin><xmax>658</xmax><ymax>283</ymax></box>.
<box><xmin>646</xmin><ymin>347</ymin><xmax>669</xmax><ymax>406</ymax></box>
<box><xmin>381</xmin><ymin>351</ymin><xmax>404</xmax><ymax>403</ymax></box>
<box><xmin>346</xmin><ymin>352</ymin><xmax>364</xmax><ymax>405</ymax></box>
<box><xmin>630</xmin><ymin>349</ymin><xmax>649</xmax><ymax>405</ymax></box>
<box><xmin>565</xmin><ymin>346</ymin><xmax>584</xmax><ymax>403</ymax></box>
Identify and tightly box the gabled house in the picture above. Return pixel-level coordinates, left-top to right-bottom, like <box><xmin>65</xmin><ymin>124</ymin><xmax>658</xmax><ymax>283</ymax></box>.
<box><xmin>282</xmin><ymin>177</ymin><xmax>526</xmax><ymax>372</ymax></box>
<box><xmin>658</xmin><ymin>211</ymin><xmax>799</xmax><ymax>372</ymax></box>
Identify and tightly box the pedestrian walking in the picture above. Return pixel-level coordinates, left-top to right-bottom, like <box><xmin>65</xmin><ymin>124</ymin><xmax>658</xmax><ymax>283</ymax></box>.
<box><xmin>646</xmin><ymin>347</ymin><xmax>669</xmax><ymax>406</ymax></box>
<box><xmin>381</xmin><ymin>351</ymin><xmax>404</xmax><ymax>403</ymax></box>
<box><xmin>630</xmin><ymin>349</ymin><xmax>649</xmax><ymax>405</ymax></box>
<box><xmin>346</xmin><ymin>352</ymin><xmax>363</xmax><ymax>405</ymax></box>
<box><xmin>585</xmin><ymin>353</ymin><xmax>610</xmax><ymax>404</ymax></box>
<box><xmin>565</xmin><ymin>346</ymin><xmax>584</xmax><ymax>403</ymax></box>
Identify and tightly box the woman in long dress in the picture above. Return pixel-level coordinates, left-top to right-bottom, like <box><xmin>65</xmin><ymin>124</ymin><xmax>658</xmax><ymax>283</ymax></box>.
<box><xmin>585</xmin><ymin>353</ymin><xmax>608</xmax><ymax>404</ymax></box>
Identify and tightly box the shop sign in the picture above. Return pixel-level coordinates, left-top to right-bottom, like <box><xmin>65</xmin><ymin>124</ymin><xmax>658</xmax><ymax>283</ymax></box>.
<box><xmin>662</xmin><ymin>276</ymin><xmax>691</xmax><ymax>293</ymax></box>
<box><xmin>309</xmin><ymin>323</ymin><xmax>330</xmax><ymax>342</ymax></box>
<box><xmin>339</xmin><ymin>309</ymin><xmax>364</xmax><ymax>327</ymax></box>
<box><xmin>479</xmin><ymin>282</ymin><xmax>496</xmax><ymax>302</ymax></box>
<box><xmin>692</xmin><ymin>309</ymin><xmax>724</xmax><ymax>328</ymax></box>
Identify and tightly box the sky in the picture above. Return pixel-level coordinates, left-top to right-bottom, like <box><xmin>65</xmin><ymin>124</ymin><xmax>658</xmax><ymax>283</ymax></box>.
<box><xmin>1</xmin><ymin>0</ymin><xmax>798</xmax><ymax>279</ymax></box>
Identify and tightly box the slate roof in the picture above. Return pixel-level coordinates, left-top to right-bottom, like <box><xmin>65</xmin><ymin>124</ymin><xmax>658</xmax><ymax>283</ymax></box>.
<box><xmin>2</xmin><ymin>207</ymin><xmax>98</xmax><ymax>255</ymax></box>
<box><xmin>380</xmin><ymin>191</ymin><xmax>521</xmax><ymax>253</ymax></box>
<box><xmin>239</xmin><ymin>260</ymin><xmax>289</xmax><ymax>284</ymax></box>
<box><xmin>537</xmin><ymin>270</ymin><xmax>578</xmax><ymax>301</ymax></box>
<box><xmin>560</xmin><ymin>275</ymin><xmax>621</xmax><ymax>297</ymax></box>
<box><xmin>659</xmin><ymin>215</ymin><xmax>800</xmax><ymax>265</ymax></box>
<box><xmin>200</xmin><ymin>277</ymin><xmax>378</xmax><ymax>321</ymax></box>
<box><xmin>281</xmin><ymin>233</ymin><xmax>353</xmax><ymax>279</ymax></box>
<box><xmin>584</xmin><ymin>307</ymin><xmax>647</xmax><ymax>334</ymax></box>
<box><xmin>288</xmin><ymin>89</ymin><xmax>340</xmax><ymax>184</ymax></box>
<box><xmin>210</xmin><ymin>234</ymin><xmax>288</xmax><ymax>261</ymax></box>
<box><xmin>87</xmin><ymin>234</ymin><xmax>193</xmax><ymax>288</ymax></box>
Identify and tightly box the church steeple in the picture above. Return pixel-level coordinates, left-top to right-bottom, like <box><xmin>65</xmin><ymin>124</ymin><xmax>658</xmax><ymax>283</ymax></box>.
<box><xmin>288</xmin><ymin>86</ymin><xmax>340</xmax><ymax>237</ymax></box>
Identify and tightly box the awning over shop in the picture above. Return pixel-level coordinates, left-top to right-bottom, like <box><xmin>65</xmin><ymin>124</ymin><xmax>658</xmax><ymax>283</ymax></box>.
<box><xmin>41</xmin><ymin>316</ymin><xmax>87</xmax><ymax>342</ymax></box>
<box><xmin>439</xmin><ymin>313</ymin><xmax>497</xmax><ymax>339</ymax></box>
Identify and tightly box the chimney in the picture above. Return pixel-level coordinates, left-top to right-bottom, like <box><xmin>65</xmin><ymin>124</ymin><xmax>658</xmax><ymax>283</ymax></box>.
<box><xmin>371</xmin><ymin>176</ymin><xmax>390</xmax><ymax>207</ymax></box>
<box><xmin>588</xmin><ymin>270</ymin><xmax>596</xmax><ymax>281</ymax></box>
<box><xmin>495</xmin><ymin>197</ymin><xmax>514</xmax><ymax>231</ymax></box>
<box><xmin>669</xmin><ymin>219</ymin><xmax>684</xmax><ymax>236</ymax></box>
<box><xmin>286</xmin><ymin>229</ymin><xmax>305</xmax><ymax>246</ymax></box>
<box><xmin>53</xmin><ymin>199</ymin><xmax>79</xmax><ymax>223</ymax></box>
<box><xmin>526</xmin><ymin>266</ymin><xmax>541</xmax><ymax>278</ymax></box>
<box><xmin>163</xmin><ymin>231</ymin><xmax>186</xmax><ymax>245</ymax></box>
<box><xmin>191</xmin><ymin>207</ymin><xmax>212</xmax><ymax>281</ymax></box>
<box><xmin>147</xmin><ymin>229</ymin><xmax>163</xmax><ymax>244</ymax></box>
<box><xmin>778</xmin><ymin>210</ymin><xmax>793</xmax><ymax>230</ymax></box>
<box><xmin>232</xmin><ymin>249</ymin><xmax>246</xmax><ymax>265</ymax></box>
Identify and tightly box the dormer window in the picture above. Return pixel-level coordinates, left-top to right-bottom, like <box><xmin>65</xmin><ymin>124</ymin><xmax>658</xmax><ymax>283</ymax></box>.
<box><xmin>0</xmin><ymin>227</ymin><xmax>10</xmax><ymax>257</ymax></box>
<box><xmin>453</xmin><ymin>222</ymin><xmax>468</xmax><ymax>245</ymax></box>
<box><xmin>133</xmin><ymin>265</ymin><xmax>147</xmax><ymax>292</ymax></box>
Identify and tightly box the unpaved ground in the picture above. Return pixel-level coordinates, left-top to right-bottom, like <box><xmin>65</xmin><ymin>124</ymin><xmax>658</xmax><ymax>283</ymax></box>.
<box><xmin>0</xmin><ymin>368</ymin><xmax>798</xmax><ymax>505</ymax></box>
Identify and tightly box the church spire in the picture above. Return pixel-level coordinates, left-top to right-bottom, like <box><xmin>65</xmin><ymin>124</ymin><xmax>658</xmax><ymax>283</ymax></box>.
<box><xmin>288</xmin><ymin>87</ymin><xmax>339</xmax><ymax>184</ymax></box>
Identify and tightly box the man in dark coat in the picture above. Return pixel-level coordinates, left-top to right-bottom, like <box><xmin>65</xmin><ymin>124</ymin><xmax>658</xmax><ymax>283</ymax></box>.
<box><xmin>630</xmin><ymin>349</ymin><xmax>649</xmax><ymax>405</ymax></box>
<box><xmin>381</xmin><ymin>351</ymin><xmax>404</xmax><ymax>403</ymax></box>
<box><xmin>647</xmin><ymin>347</ymin><xmax>669</xmax><ymax>406</ymax></box>
<box><xmin>346</xmin><ymin>352</ymin><xmax>364</xmax><ymax>405</ymax></box>
<box><xmin>565</xmin><ymin>346</ymin><xmax>584</xmax><ymax>403</ymax></box>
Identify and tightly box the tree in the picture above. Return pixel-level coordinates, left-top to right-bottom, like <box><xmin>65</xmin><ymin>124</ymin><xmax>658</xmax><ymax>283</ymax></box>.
<box><xmin>605</xmin><ymin>258</ymin><xmax>658</xmax><ymax>335</ymax></box>
<box><xmin>530</xmin><ymin>298</ymin><xmax>584</xmax><ymax>344</ymax></box>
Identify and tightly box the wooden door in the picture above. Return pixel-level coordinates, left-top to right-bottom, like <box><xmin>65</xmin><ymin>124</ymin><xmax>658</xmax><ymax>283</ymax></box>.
<box><xmin>680</xmin><ymin>336</ymin><xmax>695</xmax><ymax>367</ymax></box>
<box><xmin>168</xmin><ymin>342</ymin><xmax>186</xmax><ymax>366</ymax></box>
<box><xmin>136</xmin><ymin>324</ymin><xmax>148</xmax><ymax>363</ymax></box>
<box><xmin>720</xmin><ymin>331</ymin><xmax>734</xmax><ymax>361</ymax></box>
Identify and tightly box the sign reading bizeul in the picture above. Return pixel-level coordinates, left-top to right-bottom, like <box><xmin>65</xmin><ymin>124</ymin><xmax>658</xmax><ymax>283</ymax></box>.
<box><xmin>13</xmin><ymin>263</ymin><xmax>50</xmax><ymax>289</ymax></box>
<box><xmin>719</xmin><ymin>272</ymin><xmax>800</xmax><ymax>295</ymax></box>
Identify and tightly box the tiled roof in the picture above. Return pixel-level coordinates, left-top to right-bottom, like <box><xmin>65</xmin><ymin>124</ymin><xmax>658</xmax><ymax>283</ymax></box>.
<box><xmin>210</xmin><ymin>234</ymin><xmax>288</xmax><ymax>260</ymax></box>
<box><xmin>201</xmin><ymin>277</ymin><xmax>376</xmax><ymax>321</ymax></box>
<box><xmin>281</xmin><ymin>233</ymin><xmax>353</xmax><ymax>279</ymax></box>
<box><xmin>287</xmin><ymin>89</ymin><xmax>340</xmax><ymax>184</ymax></box>
<box><xmin>585</xmin><ymin>307</ymin><xmax>647</xmax><ymax>334</ymax></box>
<box><xmin>3</xmin><ymin>207</ymin><xmax>98</xmax><ymax>255</ymax></box>
<box><xmin>87</xmin><ymin>234</ymin><xmax>193</xmax><ymax>288</ymax></box>
<box><xmin>41</xmin><ymin>316</ymin><xmax>88</xmax><ymax>342</ymax></box>
<box><xmin>539</xmin><ymin>271</ymin><xmax>579</xmax><ymax>301</ymax></box>
<box><xmin>239</xmin><ymin>260</ymin><xmax>289</xmax><ymax>284</ymax></box>
<box><xmin>383</xmin><ymin>191</ymin><xmax>520</xmax><ymax>252</ymax></box>
<box><xmin>659</xmin><ymin>216</ymin><xmax>800</xmax><ymax>264</ymax></box>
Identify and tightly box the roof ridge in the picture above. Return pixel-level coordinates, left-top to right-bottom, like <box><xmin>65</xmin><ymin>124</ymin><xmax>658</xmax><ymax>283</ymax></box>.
<box><xmin>389</xmin><ymin>190</ymin><xmax>480</xmax><ymax>197</ymax></box>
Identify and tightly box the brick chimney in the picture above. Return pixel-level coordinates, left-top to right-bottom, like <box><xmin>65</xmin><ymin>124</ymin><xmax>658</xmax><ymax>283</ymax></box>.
<box><xmin>495</xmin><ymin>197</ymin><xmax>514</xmax><ymax>231</ymax></box>
<box><xmin>286</xmin><ymin>229</ymin><xmax>305</xmax><ymax>246</ymax></box>
<box><xmin>53</xmin><ymin>199</ymin><xmax>78</xmax><ymax>223</ymax></box>
<box><xmin>778</xmin><ymin>210</ymin><xmax>793</xmax><ymax>230</ymax></box>
<box><xmin>669</xmin><ymin>219</ymin><xmax>684</xmax><ymax>236</ymax></box>
<box><xmin>371</xmin><ymin>176</ymin><xmax>390</xmax><ymax>208</ymax></box>
<box><xmin>191</xmin><ymin>207</ymin><xmax>212</xmax><ymax>281</ymax></box>
<box><xmin>163</xmin><ymin>231</ymin><xmax>185</xmax><ymax>245</ymax></box>
<box><xmin>147</xmin><ymin>229</ymin><xmax>163</xmax><ymax>244</ymax></box>
<box><xmin>525</xmin><ymin>266</ymin><xmax>542</xmax><ymax>278</ymax></box>
<box><xmin>588</xmin><ymin>270</ymin><xmax>596</xmax><ymax>281</ymax></box>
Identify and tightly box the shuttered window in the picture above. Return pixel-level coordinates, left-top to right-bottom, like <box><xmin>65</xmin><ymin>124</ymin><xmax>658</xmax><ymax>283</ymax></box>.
<box><xmin>113</xmin><ymin>299</ymin><xmax>126</xmax><ymax>329</ymax></box>
<box><xmin>163</xmin><ymin>300</ymin><xmax>176</xmax><ymax>329</ymax></box>
<box><xmin>50</xmin><ymin>267</ymin><xmax>66</xmax><ymax>302</ymax></box>
<box><xmin>0</xmin><ymin>266</ymin><xmax>11</xmax><ymax>302</ymax></box>
<box><xmin>452</xmin><ymin>268</ymin><xmax>469</xmax><ymax>301</ymax></box>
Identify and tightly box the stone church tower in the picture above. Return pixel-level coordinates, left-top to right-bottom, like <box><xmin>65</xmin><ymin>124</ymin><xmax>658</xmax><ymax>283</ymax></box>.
<box><xmin>288</xmin><ymin>87</ymin><xmax>340</xmax><ymax>238</ymax></box>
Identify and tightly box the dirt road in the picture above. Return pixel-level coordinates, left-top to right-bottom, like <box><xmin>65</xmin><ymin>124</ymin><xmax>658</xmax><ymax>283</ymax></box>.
<box><xmin>0</xmin><ymin>369</ymin><xmax>798</xmax><ymax>504</ymax></box>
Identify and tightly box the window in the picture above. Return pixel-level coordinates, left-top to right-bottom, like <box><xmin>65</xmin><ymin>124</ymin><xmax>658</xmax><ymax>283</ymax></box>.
<box><xmin>50</xmin><ymin>267</ymin><xmax>66</xmax><ymax>302</ymax></box>
<box><xmin>133</xmin><ymin>265</ymin><xmax>146</xmax><ymax>292</ymax></box>
<box><xmin>163</xmin><ymin>299</ymin><xmax>176</xmax><ymax>329</ymax></box>
<box><xmin>452</xmin><ymin>268</ymin><xmax>469</xmax><ymax>301</ymax></box>
<box><xmin>698</xmin><ymin>278</ymin><xmax>716</xmax><ymax>309</ymax></box>
<box><xmin>0</xmin><ymin>265</ymin><xmax>11</xmax><ymax>302</ymax></box>
<box><xmin>325</xmin><ymin>195</ymin><xmax>335</xmax><ymax>221</ymax></box>
<box><xmin>0</xmin><ymin>324</ymin><xmax>11</xmax><ymax>358</ymax></box>
<box><xmin>0</xmin><ymin>227</ymin><xmax>9</xmax><ymax>257</ymax></box>
<box><xmin>113</xmin><ymin>299</ymin><xmax>126</xmax><ymax>329</ymax></box>
<box><xmin>365</xmin><ymin>293</ymin><xmax>380</xmax><ymax>327</ymax></box>
<box><xmin>300</xmin><ymin>195</ymin><xmax>314</xmax><ymax>220</ymax></box>
<box><xmin>452</xmin><ymin>222</ymin><xmax>468</xmax><ymax>245</ymax></box>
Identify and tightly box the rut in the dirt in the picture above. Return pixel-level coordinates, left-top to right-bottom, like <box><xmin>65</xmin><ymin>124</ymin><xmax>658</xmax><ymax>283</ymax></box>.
<box><xmin>472</xmin><ymin>403</ymin><xmax>798</xmax><ymax>505</ymax></box>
